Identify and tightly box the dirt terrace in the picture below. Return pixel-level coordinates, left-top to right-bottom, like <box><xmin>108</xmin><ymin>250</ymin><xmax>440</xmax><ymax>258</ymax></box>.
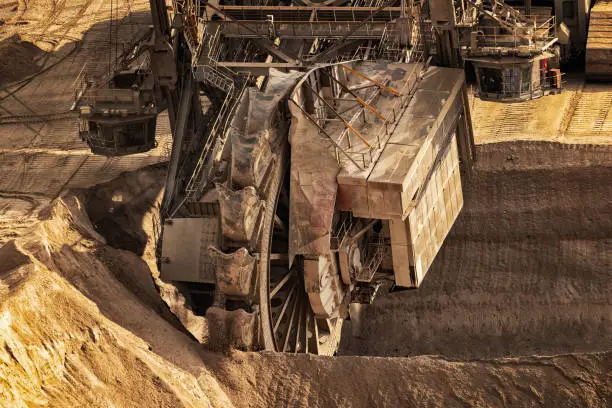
<box><xmin>0</xmin><ymin>157</ymin><xmax>610</xmax><ymax>407</ymax></box>
<box><xmin>341</xmin><ymin>142</ymin><xmax>612</xmax><ymax>359</ymax></box>
<box><xmin>0</xmin><ymin>0</ymin><xmax>611</xmax><ymax>406</ymax></box>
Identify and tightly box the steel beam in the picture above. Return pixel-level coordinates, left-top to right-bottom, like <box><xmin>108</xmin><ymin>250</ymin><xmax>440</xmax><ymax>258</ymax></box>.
<box><xmin>216</xmin><ymin>61</ymin><xmax>304</xmax><ymax>75</ymax></box>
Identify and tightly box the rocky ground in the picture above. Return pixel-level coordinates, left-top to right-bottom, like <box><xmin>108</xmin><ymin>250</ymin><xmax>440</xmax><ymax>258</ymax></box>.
<box><xmin>1</xmin><ymin>0</ymin><xmax>611</xmax><ymax>406</ymax></box>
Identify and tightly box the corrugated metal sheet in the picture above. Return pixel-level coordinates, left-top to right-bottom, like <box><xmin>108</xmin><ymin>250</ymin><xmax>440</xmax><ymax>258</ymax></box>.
<box><xmin>407</xmin><ymin>133</ymin><xmax>463</xmax><ymax>285</ymax></box>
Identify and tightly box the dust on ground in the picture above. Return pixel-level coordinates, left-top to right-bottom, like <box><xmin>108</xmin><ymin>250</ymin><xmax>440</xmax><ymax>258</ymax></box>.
<box><xmin>1</xmin><ymin>159</ymin><xmax>611</xmax><ymax>407</ymax></box>
<box><xmin>0</xmin><ymin>34</ymin><xmax>44</xmax><ymax>86</ymax></box>
<box><xmin>0</xmin><ymin>0</ymin><xmax>611</xmax><ymax>406</ymax></box>
<box><xmin>340</xmin><ymin>141</ymin><xmax>612</xmax><ymax>359</ymax></box>
<box><xmin>211</xmin><ymin>350</ymin><xmax>612</xmax><ymax>408</ymax></box>
<box><xmin>0</xmin><ymin>188</ymin><xmax>233</xmax><ymax>407</ymax></box>
<box><xmin>470</xmin><ymin>78</ymin><xmax>612</xmax><ymax>145</ymax></box>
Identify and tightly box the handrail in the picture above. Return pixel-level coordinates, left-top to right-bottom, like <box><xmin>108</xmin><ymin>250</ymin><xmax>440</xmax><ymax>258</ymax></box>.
<box><xmin>471</xmin><ymin>30</ymin><xmax>558</xmax><ymax>56</ymax></box>
<box><xmin>184</xmin><ymin>78</ymin><xmax>245</xmax><ymax>198</ymax></box>
<box><xmin>334</xmin><ymin>60</ymin><xmax>424</xmax><ymax>169</ymax></box>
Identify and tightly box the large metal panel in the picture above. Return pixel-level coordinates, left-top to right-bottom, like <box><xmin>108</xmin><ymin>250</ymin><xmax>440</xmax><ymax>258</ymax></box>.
<box><xmin>428</xmin><ymin>0</ymin><xmax>456</xmax><ymax>25</ymax></box>
<box><xmin>406</xmin><ymin>133</ymin><xmax>463</xmax><ymax>286</ymax></box>
<box><xmin>364</xmin><ymin>68</ymin><xmax>465</xmax><ymax>220</ymax></box>
<box><xmin>160</xmin><ymin>217</ymin><xmax>218</xmax><ymax>283</ymax></box>
<box><xmin>389</xmin><ymin>216</ymin><xmax>414</xmax><ymax>287</ymax></box>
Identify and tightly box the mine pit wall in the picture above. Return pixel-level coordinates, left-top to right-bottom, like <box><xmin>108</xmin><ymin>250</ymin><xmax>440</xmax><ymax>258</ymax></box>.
<box><xmin>0</xmin><ymin>191</ymin><xmax>233</xmax><ymax>407</ymax></box>
<box><xmin>213</xmin><ymin>351</ymin><xmax>612</xmax><ymax>408</ymax></box>
<box><xmin>339</xmin><ymin>141</ymin><xmax>612</xmax><ymax>359</ymax></box>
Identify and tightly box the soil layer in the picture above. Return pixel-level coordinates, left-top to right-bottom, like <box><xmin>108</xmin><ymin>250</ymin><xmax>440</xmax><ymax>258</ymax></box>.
<box><xmin>340</xmin><ymin>141</ymin><xmax>612</xmax><ymax>359</ymax></box>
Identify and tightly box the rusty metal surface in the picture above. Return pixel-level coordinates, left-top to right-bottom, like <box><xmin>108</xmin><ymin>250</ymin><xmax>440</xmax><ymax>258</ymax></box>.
<box><xmin>363</xmin><ymin>67</ymin><xmax>465</xmax><ymax>219</ymax></box>
<box><xmin>229</xmin><ymin>90</ymin><xmax>278</xmax><ymax>191</ymax></box>
<box><xmin>407</xmin><ymin>134</ymin><xmax>463</xmax><ymax>286</ymax></box>
<box><xmin>217</xmin><ymin>184</ymin><xmax>264</xmax><ymax>244</ymax></box>
<box><xmin>160</xmin><ymin>217</ymin><xmax>218</xmax><ymax>283</ymax></box>
<box><xmin>304</xmin><ymin>255</ymin><xmax>346</xmax><ymax>318</ymax></box>
<box><xmin>206</xmin><ymin>307</ymin><xmax>258</xmax><ymax>350</ymax></box>
<box><xmin>286</xmin><ymin>62</ymin><xmax>418</xmax><ymax>258</ymax></box>
<box><xmin>231</xmin><ymin>71</ymin><xmax>301</xmax><ymax>191</ymax></box>
<box><xmin>287</xmin><ymin>112</ymin><xmax>340</xmax><ymax>258</ymax></box>
<box><xmin>209</xmin><ymin>246</ymin><xmax>256</xmax><ymax>298</ymax></box>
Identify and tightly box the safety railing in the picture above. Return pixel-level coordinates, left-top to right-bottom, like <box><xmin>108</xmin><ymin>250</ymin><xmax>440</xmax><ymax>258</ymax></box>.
<box><xmin>206</xmin><ymin>20</ymin><xmax>395</xmax><ymax>39</ymax></box>
<box><xmin>356</xmin><ymin>234</ymin><xmax>387</xmax><ymax>282</ymax></box>
<box><xmin>542</xmin><ymin>70</ymin><xmax>566</xmax><ymax>90</ymax></box>
<box><xmin>72</xmin><ymin>62</ymin><xmax>138</xmax><ymax>111</ymax></box>
<box><xmin>333</xmin><ymin>61</ymin><xmax>425</xmax><ymax>170</ymax></box>
<box><xmin>330</xmin><ymin>214</ymin><xmax>354</xmax><ymax>251</ymax></box>
<box><xmin>528</xmin><ymin>15</ymin><xmax>556</xmax><ymax>32</ymax></box>
<box><xmin>72</xmin><ymin>62</ymin><xmax>116</xmax><ymax>93</ymax></box>
<box><xmin>289</xmin><ymin>61</ymin><xmax>426</xmax><ymax>172</ymax></box>
<box><xmin>72</xmin><ymin>65</ymin><xmax>92</xmax><ymax>111</ymax></box>
<box><xmin>172</xmin><ymin>0</ymin><xmax>202</xmax><ymax>56</ymax></box>
<box><xmin>191</xmin><ymin>25</ymin><xmax>236</xmax><ymax>94</ymax></box>
<box><xmin>215</xmin><ymin>6</ymin><xmax>401</xmax><ymax>22</ymax></box>
<box><xmin>467</xmin><ymin>0</ymin><xmax>537</xmax><ymax>33</ymax></box>
<box><xmin>470</xmin><ymin>29</ymin><xmax>558</xmax><ymax>56</ymax></box>
<box><xmin>184</xmin><ymin>78</ymin><xmax>248</xmax><ymax>199</ymax></box>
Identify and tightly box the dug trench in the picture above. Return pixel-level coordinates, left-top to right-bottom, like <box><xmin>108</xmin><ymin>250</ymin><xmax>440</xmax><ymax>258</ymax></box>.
<box><xmin>1</xmin><ymin>140</ymin><xmax>611</xmax><ymax>407</ymax></box>
<box><xmin>87</xmin><ymin>141</ymin><xmax>612</xmax><ymax>360</ymax></box>
<box><xmin>340</xmin><ymin>141</ymin><xmax>612</xmax><ymax>359</ymax></box>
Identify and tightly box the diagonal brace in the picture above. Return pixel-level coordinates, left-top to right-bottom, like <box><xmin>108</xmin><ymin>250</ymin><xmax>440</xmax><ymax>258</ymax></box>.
<box><xmin>306</xmin><ymin>83</ymin><xmax>371</xmax><ymax>148</ymax></box>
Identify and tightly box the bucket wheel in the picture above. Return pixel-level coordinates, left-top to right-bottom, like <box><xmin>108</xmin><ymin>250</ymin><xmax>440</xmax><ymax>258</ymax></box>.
<box><xmin>206</xmin><ymin>89</ymin><xmax>344</xmax><ymax>355</ymax></box>
<box><xmin>259</xmin><ymin>149</ymin><xmax>344</xmax><ymax>355</ymax></box>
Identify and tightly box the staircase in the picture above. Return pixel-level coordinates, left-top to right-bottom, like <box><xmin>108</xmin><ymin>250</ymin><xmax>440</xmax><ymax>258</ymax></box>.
<box><xmin>184</xmin><ymin>80</ymin><xmax>248</xmax><ymax>201</ymax></box>
<box><xmin>193</xmin><ymin>27</ymin><xmax>235</xmax><ymax>94</ymax></box>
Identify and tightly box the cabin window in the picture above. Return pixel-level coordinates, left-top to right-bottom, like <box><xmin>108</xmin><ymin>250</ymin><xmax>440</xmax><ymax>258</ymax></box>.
<box><xmin>521</xmin><ymin>66</ymin><xmax>531</xmax><ymax>92</ymax></box>
<box><xmin>479</xmin><ymin>67</ymin><xmax>503</xmax><ymax>94</ymax></box>
<box><xmin>503</xmin><ymin>67</ymin><xmax>521</xmax><ymax>95</ymax></box>
<box><xmin>113</xmin><ymin>122</ymin><xmax>147</xmax><ymax>147</ymax></box>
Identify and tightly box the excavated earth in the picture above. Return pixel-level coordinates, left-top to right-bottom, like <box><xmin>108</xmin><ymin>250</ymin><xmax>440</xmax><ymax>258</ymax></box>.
<box><xmin>1</xmin><ymin>142</ymin><xmax>610</xmax><ymax>407</ymax></box>
<box><xmin>1</xmin><ymin>0</ymin><xmax>611</xmax><ymax>406</ymax></box>
<box><xmin>340</xmin><ymin>142</ymin><xmax>612</xmax><ymax>359</ymax></box>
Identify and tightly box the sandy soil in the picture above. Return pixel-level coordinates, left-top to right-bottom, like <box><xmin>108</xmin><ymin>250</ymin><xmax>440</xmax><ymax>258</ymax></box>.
<box><xmin>213</xmin><ymin>350</ymin><xmax>612</xmax><ymax>408</ymax></box>
<box><xmin>0</xmin><ymin>0</ymin><xmax>611</xmax><ymax>406</ymax></box>
<box><xmin>81</xmin><ymin>164</ymin><xmax>209</xmax><ymax>343</ymax></box>
<box><xmin>470</xmin><ymin>78</ymin><xmax>612</xmax><ymax>145</ymax></box>
<box><xmin>0</xmin><ymin>140</ymin><xmax>610</xmax><ymax>406</ymax></box>
<box><xmin>340</xmin><ymin>141</ymin><xmax>612</xmax><ymax>359</ymax></box>
<box><xmin>1</xmin><ymin>164</ymin><xmax>610</xmax><ymax>407</ymax></box>
<box><xmin>0</xmin><ymin>191</ymin><xmax>234</xmax><ymax>407</ymax></box>
<box><xmin>0</xmin><ymin>0</ymin><xmax>171</xmax><ymax>242</ymax></box>
<box><xmin>0</xmin><ymin>35</ymin><xmax>44</xmax><ymax>86</ymax></box>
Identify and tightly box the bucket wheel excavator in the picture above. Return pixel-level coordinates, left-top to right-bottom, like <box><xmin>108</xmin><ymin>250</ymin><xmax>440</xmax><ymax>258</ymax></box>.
<box><xmin>73</xmin><ymin>0</ymin><xmax>478</xmax><ymax>355</ymax></box>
